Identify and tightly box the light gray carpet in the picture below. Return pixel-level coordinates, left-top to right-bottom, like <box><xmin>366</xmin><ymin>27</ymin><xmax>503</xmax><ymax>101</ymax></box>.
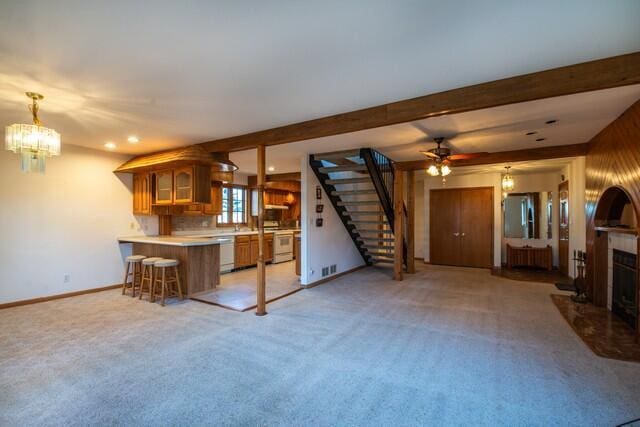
<box><xmin>1</xmin><ymin>264</ymin><xmax>640</xmax><ymax>426</ymax></box>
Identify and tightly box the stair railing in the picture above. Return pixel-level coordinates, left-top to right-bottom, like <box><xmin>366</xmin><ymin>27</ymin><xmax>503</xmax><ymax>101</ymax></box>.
<box><xmin>361</xmin><ymin>148</ymin><xmax>408</xmax><ymax>266</ymax></box>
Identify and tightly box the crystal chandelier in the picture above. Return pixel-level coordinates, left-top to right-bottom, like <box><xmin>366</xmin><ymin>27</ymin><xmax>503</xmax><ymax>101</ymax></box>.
<box><xmin>5</xmin><ymin>92</ymin><xmax>61</xmax><ymax>173</ymax></box>
<box><xmin>502</xmin><ymin>166</ymin><xmax>514</xmax><ymax>191</ymax></box>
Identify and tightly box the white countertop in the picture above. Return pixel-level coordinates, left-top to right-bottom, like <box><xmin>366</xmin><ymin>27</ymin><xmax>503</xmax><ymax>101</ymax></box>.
<box><xmin>118</xmin><ymin>236</ymin><xmax>232</xmax><ymax>247</ymax></box>
<box><xmin>174</xmin><ymin>229</ymin><xmax>301</xmax><ymax>238</ymax></box>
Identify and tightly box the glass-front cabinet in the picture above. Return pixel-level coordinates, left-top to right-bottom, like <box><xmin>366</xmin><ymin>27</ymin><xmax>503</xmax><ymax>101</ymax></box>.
<box><xmin>174</xmin><ymin>167</ymin><xmax>194</xmax><ymax>204</ymax></box>
<box><xmin>155</xmin><ymin>170</ymin><xmax>173</xmax><ymax>205</ymax></box>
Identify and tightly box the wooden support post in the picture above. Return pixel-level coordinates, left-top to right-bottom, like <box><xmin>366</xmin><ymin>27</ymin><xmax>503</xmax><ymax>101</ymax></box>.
<box><xmin>394</xmin><ymin>171</ymin><xmax>404</xmax><ymax>281</ymax></box>
<box><xmin>406</xmin><ymin>170</ymin><xmax>415</xmax><ymax>274</ymax></box>
<box><xmin>256</xmin><ymin>145</ymin><xmax>267</xmax><ymax>316</ymax></box>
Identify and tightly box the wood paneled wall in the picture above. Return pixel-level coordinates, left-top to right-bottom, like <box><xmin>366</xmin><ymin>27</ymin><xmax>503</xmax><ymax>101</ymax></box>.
<box><xmin>585</xmin><ymin>99</ymin><xmax>640</xmax><ymax>306</ymax></box>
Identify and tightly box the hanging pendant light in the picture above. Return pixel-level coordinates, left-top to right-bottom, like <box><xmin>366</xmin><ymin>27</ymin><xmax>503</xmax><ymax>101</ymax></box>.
<box><xmin>502</xmin><ymin>166</ymin><xmax>514</xmax><ymax>192</ymax></box>
<box><xmin>5</xmin><ymin>92</ymin><xmax>61</xmax><ymax>173</ymax></box>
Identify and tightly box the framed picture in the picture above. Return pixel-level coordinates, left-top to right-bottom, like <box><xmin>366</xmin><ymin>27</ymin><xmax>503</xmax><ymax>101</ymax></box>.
<box><xmin>316</xmin><ymin>186</ymin><xmax>322</xmax><ymax>200</ymax></box>
<box><xmin>316</xmin><ymin>204</ymin><xmax>324</xmax><ymax>213</ymax></box>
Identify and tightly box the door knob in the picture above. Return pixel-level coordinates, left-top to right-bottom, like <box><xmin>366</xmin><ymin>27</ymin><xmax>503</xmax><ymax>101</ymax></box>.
<box><xmin>453</xmin><ymin>232</ymin><xmax>460</xmax><ymax>237</ymax></box>
<box><xmin>461</xmin><ymin>232</ymin><xmax>466</xmax><ymax>237</ymax></box>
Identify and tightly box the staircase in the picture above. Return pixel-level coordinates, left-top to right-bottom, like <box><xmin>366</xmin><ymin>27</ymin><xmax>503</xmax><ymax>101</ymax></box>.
<box><xmin>309</xmin><ymin>148</ymin><xmax>407</xmax><ymax>267</ymax></box>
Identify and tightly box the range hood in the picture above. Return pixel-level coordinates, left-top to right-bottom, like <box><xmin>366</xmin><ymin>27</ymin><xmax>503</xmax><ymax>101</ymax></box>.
<box><xmin>265</xmin><ymin>204</ymin><xmax>289</xmax><ymax>210</ymax></box>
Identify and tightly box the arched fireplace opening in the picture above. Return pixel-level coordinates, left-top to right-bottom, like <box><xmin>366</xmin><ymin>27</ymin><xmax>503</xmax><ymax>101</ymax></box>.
<box><xmin>593</xmin><ymin>186</ymin><xmax>638</xmax><ymax>330</ymax></box>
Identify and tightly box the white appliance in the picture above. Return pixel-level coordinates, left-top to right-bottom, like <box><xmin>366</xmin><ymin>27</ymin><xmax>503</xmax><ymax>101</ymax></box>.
<box><xmin>273</xmin><ymin>231</ymin><xmax>294</xmax><ymax>263</ymax></box>
<box><xmin>220</xmin><ymin>236</ymin><xmax>235</xmax><ymax>273</ymax></box>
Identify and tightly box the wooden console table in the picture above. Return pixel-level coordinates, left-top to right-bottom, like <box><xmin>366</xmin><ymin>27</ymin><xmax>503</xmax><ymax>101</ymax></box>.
<box><xmin>506</xmin><ymin>244</ymin><xmax>553</xmax><ymax>270</ymax></box>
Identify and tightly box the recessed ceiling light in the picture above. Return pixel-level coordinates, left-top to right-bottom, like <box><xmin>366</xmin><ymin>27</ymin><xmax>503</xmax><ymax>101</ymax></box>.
<box><xmin>526</xmin><ymin>131</ymin><xmax>537</xmax><ymax>136</ymax></box>
<box><xmin>268</xmin><ymin>166</ymin><xmax>275</xmax><ymax>172</ymax></box>
<box><xmin>536</xmin><ymin>138</ymin><xmax>546</xmax><ymax>142</ymax></box>
<box><xmin>127</xmin><ymin>135</ymin><xmax>139</xmax><ymax>144</ymax></box>
<box><xmin>104</xmin><ymin>142</ymin><xmax>117</xmax><ymax>150</ymax></box>
<box><xmin>545</xmin><ymin>119</ymin><xmax>557</xmax><ymax>125</ymax></box>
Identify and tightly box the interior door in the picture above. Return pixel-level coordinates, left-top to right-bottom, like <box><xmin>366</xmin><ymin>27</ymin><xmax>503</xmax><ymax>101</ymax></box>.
<box><xmin>430</xmin><ymin>189</ymin><xmax>461</xmax><ymax>266</ymax></box>
<box><xmin>430</xmin><ymin>187</ymin><xmax>493</xmax><ymax>268</ymax></box>
<box><xmin>558</xmin><ymin>181</ymin><xmax>570</xmax><ymax>275</ymax></box>
<box><xmin>459</xmin><ymin>187</ymin><xmax>493</xmax><ymax>268</ymax></box>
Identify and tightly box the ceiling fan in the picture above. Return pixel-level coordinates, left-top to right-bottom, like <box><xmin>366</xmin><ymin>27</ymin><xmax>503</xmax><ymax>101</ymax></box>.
<box><xmin>420</xmin><ymin>137</ymin><xmax>487</xmax><ymax>177</ymax></box>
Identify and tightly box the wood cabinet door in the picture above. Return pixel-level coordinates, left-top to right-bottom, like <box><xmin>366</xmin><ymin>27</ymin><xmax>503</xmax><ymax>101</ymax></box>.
<box><xmin>235</xmin><ymin>238</ymin><xmax>251</xmax><ymax>268</ymax></box>
<box><xmin>265</xmin><ymin>234</ymin><xmax>274</xmax><ymax>262</ymax></box>
<box><xmin>133</xmin><ymin>173</ymin><xmax>151</xmax><ymax>215</ymax></box>
<box><xmin>429</xmin><ymin>189</ymin><xmax>462</xmax><ymax>266</ymax></box>
<box><xmin>250</xmin><ymin>236</ymin><xmax>259</xmax><ymax>265</ymax></box>
<box><xmin>155</xmin><ymin>170</ymin><xmax>173</xmax><ymax>205</ymax></box>
<box><xmin>203</xmin><ymin>183</ymin><xmax>223</xmax><ymax>215</ymax></box>
<box><xmin>459</xmin><ymin>187</ymin><xmax>493</xmax><ymax>268</ymax></box>
<box><xmin>174</xmin><ymin>167</ymin><xmax>194</xmax><ymax>204</ymax></box>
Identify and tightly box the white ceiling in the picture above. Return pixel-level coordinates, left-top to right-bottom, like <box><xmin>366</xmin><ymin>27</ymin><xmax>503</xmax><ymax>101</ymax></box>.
<box><xmin>0</xmin><ymin>1</ymin><xmax>639</xmax><ymax>154</ymax></box>
<box><xmin>230</xmin><ymin>85</ymin><xmax>640</xmax><ymax>174</ymax></box>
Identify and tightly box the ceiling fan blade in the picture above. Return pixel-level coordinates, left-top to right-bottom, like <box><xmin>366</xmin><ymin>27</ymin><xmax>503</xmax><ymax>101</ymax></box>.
<box><xmin>447</xmin><ymin>152</ymin><xmax>488</xmax><ymax>161</ymax></box>
<box><xmin>420</xmin><ymin>151</ymin><xmax>439</xmax><ymax>159</ymax></box>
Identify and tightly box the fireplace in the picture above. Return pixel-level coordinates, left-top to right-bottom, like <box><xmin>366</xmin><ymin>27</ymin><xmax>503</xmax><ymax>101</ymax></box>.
<box><xmin>612</xmin><ymin>249</ymin><xmax>638</xmax><ymax>329</ymax></box>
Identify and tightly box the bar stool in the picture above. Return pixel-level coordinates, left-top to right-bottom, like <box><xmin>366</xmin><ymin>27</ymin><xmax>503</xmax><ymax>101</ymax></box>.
<box><xmin>122</xmin><ymin>255</ymin><xmax>146</xmax><ymax>297</ymax></box>
<box><xmin>152</xmin><ymin>259</ymin><xmax>184</xmax><ymax>306</ymax></box>
<box><xmin>139</xmin><ymin>257</ymin><xmax>164</xmax><ymax>301</ymax></box>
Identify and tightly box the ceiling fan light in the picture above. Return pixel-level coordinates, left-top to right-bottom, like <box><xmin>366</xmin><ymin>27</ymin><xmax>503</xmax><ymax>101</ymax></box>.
<box><xmin>427</xmin><ymin>165</ymin><xmax>439</xmax><ymax>176</ymax></box>
<box><xmin>441</xmin><ymin>164</ymin><xmax>451</xmax><ymax>176</ymax></box>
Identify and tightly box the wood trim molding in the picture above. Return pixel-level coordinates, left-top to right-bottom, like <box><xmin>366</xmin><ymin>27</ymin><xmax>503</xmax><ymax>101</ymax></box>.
<box><xmin>301</xmin><ymin>265</ymin><xmax>368</xmax><ymax>289</ymax></box>
<box><xmin>396</xmin><ymin>143</ymin><xmax>590</xmax><ymax>171</ymax></box>
<box><xmin>0</xmin><ymin>284</ymin><xmax>121</xmax><ymax>310</ymax></box>
<box><xmin>198</xmin><ymin>53</ymin><xmax>640</xmax><ymax>152</ymax></box>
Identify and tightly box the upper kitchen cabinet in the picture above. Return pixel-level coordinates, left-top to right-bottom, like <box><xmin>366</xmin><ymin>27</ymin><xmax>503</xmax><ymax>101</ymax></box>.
<box><xmin>132</xmin><ymin>173</ymin><xmax>152</xmax><ymax>215</ymax></box>
<box><xmin>173</xmin><ymin>165</ymin><xmax>211</xmax><ymax>204</ymax></box>
<box><xmin>203</xmin><ymin>182</ymin><xmax>223</xmax><ymax>215</ymax></box>
<box><xmin>155</xmin><ymin>170</ymin><xmax>173</xmax><ymax>205</ymax></box>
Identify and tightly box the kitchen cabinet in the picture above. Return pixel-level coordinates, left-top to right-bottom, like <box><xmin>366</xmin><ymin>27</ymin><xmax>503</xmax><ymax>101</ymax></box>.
<box><xmin>203</xmin><ymin>183</ymin><xmax>223</xmax><ymax>215</ymax></box>
<box><xmin>172</xmin><ymin>165</ymin><xmax>211</xmax><ymax>205</ymax></box>
<box><xmin>234</xmin><ymin>235</ymin><xmax>251</xmax><ymax>268</ymax></box>
<box><xmin>155</xmin><ymin>170</ymin><xmax>173</xmax><ymax>205</ymax></box>
<box><xmin>234</xmin><ymin>233</ymin><xmax>274</xmax><ymax>268</ymax></box>
<box><xmin>133</xmin><ymin>173</ymin><xmax>152</xmax><ymax>215</ymax></box>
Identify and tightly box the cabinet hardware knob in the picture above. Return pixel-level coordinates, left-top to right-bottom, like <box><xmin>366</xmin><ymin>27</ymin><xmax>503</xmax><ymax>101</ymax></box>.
<box><xmin>453</xmin><ymin>232</ymin><xmax>460</xmax><ymax>237</ymax></box>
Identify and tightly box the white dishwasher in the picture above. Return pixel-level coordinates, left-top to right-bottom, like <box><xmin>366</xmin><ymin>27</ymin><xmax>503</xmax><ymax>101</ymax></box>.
<box><xmin>220</xmin><ymin>237</ymin><xmax>235</xmax><ymax>273</ymax></box>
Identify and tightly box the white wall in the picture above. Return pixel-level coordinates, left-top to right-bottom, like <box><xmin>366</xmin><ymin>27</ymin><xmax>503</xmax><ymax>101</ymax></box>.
<box><xmin>300</xmin><ymin>156</ymin><xmax>364</xmax><ymax>285</ymax></box>
<box><xmin>0</xmin><ymin>145</ymin><xmax>156</xmax><ymax>304</ymax></box>
<box><xmin>422</xmin><ymin>173</ymin><xmax>503</xmax><ymax>267</ymax></box>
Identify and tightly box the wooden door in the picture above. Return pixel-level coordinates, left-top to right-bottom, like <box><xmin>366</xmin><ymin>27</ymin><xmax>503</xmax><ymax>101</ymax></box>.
<box><xmin>174</xmin><ymin>167</ymin><xmax>194</xmax><ymax>204</ymax></box>
<box><xmin>155</xmin><ymin>170</ymin><xmax>173</xmax><ymax>205</ymax></box>
<box><xmin>250</xmin><ymin>235</ymin><xmax>259</xmax><ymax>265</ymax></box>
<box><xmin>430</xmin><ymin>187</ymin><xmax>493</xmax><ymax>268</ymax></box>
<box><xmin>133</xmin><ymin>173</ymin><xmax>151</xmax><ymax>215</ymax></box>
<box><xmin>203</xmin><ymin>183</ymin><xmax>223</xmax><ymax>215</ymax></box>
<box><xmin>558</xmin><ymin>181</ymin><xmax>570</xmax><ymax>275</ymax></box>
<box><xmin>265</xmin><ymin>234</ymin><xmax>274</xmax><ymax>262</ymax></box>
<box><xmin>235</xmin><ymin>236</ymin><xmax>251</xmax><ymax>268</ymax></box>
<box><xmin>459</xmin><ymin>187</ymin><xmax>493</xmax><ymax>268</ymax></box>
<box><xmin>430</xmin><ymin>189</ymin><xmax>462</xmax><ymax>266</ymax></box>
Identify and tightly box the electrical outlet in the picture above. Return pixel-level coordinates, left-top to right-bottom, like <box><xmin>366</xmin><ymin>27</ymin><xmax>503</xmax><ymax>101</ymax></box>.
<box><xmin>330</xmin><ymin>264</ymin><xmax>337</xmax><ymax>274</ymax></box>
<box><xmin>130</xmin><ymin>222</ymin><xmax>135</xmax><ymax>229</ymax></box>
<box><xmin>63</xmin><ymin>273</ymin><xmax>71</xmax><ymax>284</ymax></box>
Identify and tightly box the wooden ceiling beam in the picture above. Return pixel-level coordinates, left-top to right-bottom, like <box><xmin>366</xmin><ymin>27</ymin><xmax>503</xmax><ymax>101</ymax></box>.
<box><xmin>395</xmin><ymin>143</ymin><xmax>590</xmax><ymax>171</ymax></box>
<box><xmin>200</xmin><ymin>52</ymin><xmax>640</xmax><ymax>153</ymax></box>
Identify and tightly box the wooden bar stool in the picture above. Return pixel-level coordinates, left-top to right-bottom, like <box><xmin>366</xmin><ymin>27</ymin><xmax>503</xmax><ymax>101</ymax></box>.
<box><xmin>122</xmin><ymin>255</ymin><xmax>146</xmax><ymax>297</ymax></box>
<box><xmin>152</xmin><ymin>259</ymin><xmax>184</xmax><ymax>306</ymax></box>
<box><xmin>139</xmin><ymin>257</ymin><xmax>164</xmax><ymax>301</ymax></box>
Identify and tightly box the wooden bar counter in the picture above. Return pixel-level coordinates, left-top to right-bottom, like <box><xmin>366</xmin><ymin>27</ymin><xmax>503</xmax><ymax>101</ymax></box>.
<box><xmin>118</xmin><ymin>236</ymin><xmax>230</xmax><ymax>296</ymax></box>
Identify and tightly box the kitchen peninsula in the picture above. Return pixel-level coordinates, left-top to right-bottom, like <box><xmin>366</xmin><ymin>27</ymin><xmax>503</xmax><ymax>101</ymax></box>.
<box><xmin>118</xmin><ymin>235</ymin><xmax>231</xmax><ymax>296</ymax></box>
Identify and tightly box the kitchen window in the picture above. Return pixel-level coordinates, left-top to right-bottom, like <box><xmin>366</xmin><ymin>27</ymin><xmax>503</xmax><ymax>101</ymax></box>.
<box><xmin>218</xmin><ymin>185</ymin><xmax>247</xmax><ymax>225</ymax></box>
